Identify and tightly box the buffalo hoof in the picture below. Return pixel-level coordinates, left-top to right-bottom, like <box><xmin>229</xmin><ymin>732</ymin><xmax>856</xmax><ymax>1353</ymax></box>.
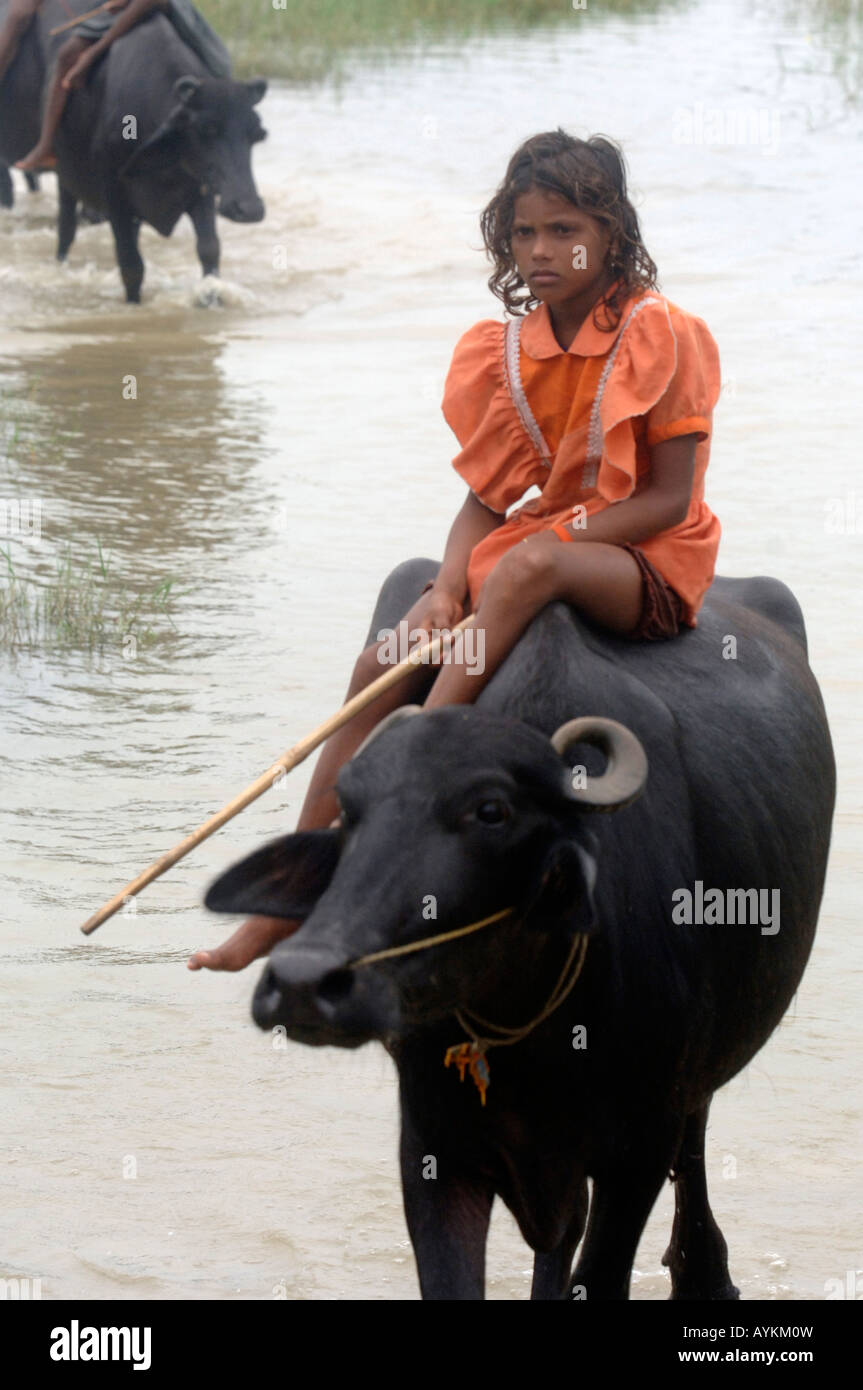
<box><xmin>196</xmin><ymin>277</ymin><xmax>223</xmax><ymax>308</ymax></box>
<box><xmin>662</xmin><ymin>1240</ymin><xmax>740</xmax><ymax>1299</ymax></box>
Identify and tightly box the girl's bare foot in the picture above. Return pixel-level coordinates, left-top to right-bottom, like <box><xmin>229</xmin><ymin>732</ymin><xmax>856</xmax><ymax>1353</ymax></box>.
<box><xmin>15</xmin><ymin>146</ymin><xmax>56</xmax><ymax>172</ymax></box>
<box><xmin>188</xmin><ymin>915</ymin><xmax>299</xmax><ymax>972</ymax></box>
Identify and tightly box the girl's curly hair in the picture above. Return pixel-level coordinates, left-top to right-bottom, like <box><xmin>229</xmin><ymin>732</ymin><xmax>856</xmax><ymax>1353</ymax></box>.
<box><xmin>480</xmin><ymin>130</ymin><xmax>658</xmax><ymax>330</ymax></box>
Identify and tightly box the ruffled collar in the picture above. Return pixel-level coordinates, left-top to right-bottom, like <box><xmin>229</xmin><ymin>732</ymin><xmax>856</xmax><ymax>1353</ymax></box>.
<box><xmin>520</xmin><ymin>287</ymin><xmax>651</xmax><ymax>360</ymax></box>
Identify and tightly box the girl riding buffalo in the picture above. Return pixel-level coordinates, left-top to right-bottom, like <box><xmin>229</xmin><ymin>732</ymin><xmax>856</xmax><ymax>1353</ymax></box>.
<box><xmin>189</xmin><ymin>129</ymin><xmax>722</xmax><ymax>973</ymax></box>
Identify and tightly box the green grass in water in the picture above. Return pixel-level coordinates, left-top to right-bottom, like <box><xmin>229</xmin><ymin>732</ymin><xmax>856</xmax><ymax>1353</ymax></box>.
<box><xmin>201</xmin><ymin>0</ymin><xmax>685</xmax><ymax>80</ymax></box>
<box><xmin>0</xmin><ymin>541</ymin><xmax>177</xmax><ymax>651</ymax></box>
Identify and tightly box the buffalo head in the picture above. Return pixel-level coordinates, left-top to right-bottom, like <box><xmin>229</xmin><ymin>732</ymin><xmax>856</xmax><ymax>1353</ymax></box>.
<box><xmin>205</xmin><ymin>707</ymin><xmax>647</xmax><ymax>1047</ymax></box>
<box><xmin>122</xmin><ymin>75</ymin><xmax>267</xmax><ymax>224</ymax></box>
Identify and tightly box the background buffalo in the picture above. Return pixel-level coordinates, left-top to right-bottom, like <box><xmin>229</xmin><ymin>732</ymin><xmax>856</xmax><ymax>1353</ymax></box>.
<box><xmin>0</xmin><ymin>0</ymin><xmax>267</xmax><ymax>300</ymax></box>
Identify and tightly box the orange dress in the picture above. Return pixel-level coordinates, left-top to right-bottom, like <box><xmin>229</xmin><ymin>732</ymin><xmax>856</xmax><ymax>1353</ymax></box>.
<box><xmin>441</xmin><ymin>291</ymin><xmax>721</xmax><ymax>626</ymax></box>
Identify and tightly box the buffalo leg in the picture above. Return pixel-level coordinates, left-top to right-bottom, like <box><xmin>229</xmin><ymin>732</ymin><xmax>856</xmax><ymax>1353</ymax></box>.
<box><xmin>24</xmin><ymin>171</ymin><xmax>39</xmax><ymax>192</ymax></box>
<box><xmin>189</xmin><ymin>193</ymin><xmax>220</xmax><ymax>278</ymax></box>
<box><xmin>400</xmin><ymin>1129</ymin><xmax>492</xmax><ymax>1299</ymax></box>
<box><xmin>0</xmin><ymin>163</ymin><xmax>11</xmax><ymax>209</ymax></box>
<box><xmin>531</xmin><ymin>1179</ymin><xmax>589</xmax><ymax>1300</ymax></box>
<box><xmin>57</xmin><ymin>184</ymin><xmax>77</xmax><ymax>261</ymax></box>
<box><xmin>108</xmin><ymin>200</ymin><xmax>144</xmax><ymax>303</ymax></box>
<box><xmin>570</xmin><ymin>1148</ymin><xmax>674</xmax><ymax>1300</ymax></box>
<box><xmin>663</xmin><ymin>1104</ymin><xmax>739</xmax><ymax>1300</ymax></box>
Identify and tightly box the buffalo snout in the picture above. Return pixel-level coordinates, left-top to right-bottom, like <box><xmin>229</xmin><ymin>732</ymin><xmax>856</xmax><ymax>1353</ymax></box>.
<box><xmin>219</xmin><ymin>194</ymin><xmax>265</xmax><ymax>223</ymax></box>
<box><xmin>252</xmin><ymin>944</ymin><xmax>399</xmax><ymax>1044</ymax></box>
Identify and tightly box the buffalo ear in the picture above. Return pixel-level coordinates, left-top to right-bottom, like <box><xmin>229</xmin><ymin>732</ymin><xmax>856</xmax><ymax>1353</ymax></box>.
<box><xmin>521</xmin><ymin>836</ymin><xmax>598</xmax><ymax>936</ymax></box>
<box><xmin>244</xmin><ymin>78</ymin><xmax>267</xmax><ymax>105</ymax></box>
<box><xmin>174</xmin><ymin>75</ymin><xmax>203</xmax><ymax>107</ymax></box>
<box><xmin>204</xmin><ymin>829</ymin><xmax>340</xmax><ymax>919</ymax></box>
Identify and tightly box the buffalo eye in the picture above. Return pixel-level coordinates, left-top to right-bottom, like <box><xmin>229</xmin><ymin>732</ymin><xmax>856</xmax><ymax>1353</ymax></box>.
<box><xmin>474</xmin><ymin>798</ymin><xmax>511</xmax><ymax>827</ymax></box>
<box><xmin>197</xmin><ymin>121</ymin><xmax>220</xmax><ymax>140</ymax></box>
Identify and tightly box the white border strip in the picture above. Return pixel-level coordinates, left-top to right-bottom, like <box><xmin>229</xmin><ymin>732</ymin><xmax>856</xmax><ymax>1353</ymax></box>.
<box><xmin>503</xmin><ymin>318</ymin><xmax>552</xmax><ymax>468</ymax></box>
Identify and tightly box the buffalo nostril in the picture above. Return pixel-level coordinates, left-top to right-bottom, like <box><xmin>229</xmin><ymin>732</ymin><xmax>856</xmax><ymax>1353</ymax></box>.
<box><xmin>251</xmin><ymin>968</ymin><xmax>283</xmax><ymax>1028</ymax></box>
<box><xmin>316</xmin><ymin>969</ymin><xmax>354</xmax><ymax>1006</ymax></box>
<box><xmin>220</xmin><ymin>199</ymin><xmax>264</xmax><ymax>223</ymax></box>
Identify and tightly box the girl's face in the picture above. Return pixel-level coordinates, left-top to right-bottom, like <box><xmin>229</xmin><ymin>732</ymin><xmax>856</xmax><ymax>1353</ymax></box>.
<box><xmin>510</xmin><ymin>186</ymin><xmax>613</xmax><ymax>310</ymax></box>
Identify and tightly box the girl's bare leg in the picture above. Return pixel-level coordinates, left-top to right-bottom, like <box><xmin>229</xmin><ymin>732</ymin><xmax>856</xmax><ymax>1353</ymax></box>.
<box><xmin>188</xmin><ymin>640</ymin><xmax>434</xmax><ymax>971</ymax></box>
<box><xmin>15</xmin><ymin>37</ymin><xmax>88</xmax><ymax>170</ymax></box>
<box><xmin>425</xmin><ymin>535</ymin><xmax>643</xmax><ymax>708</ymax></box>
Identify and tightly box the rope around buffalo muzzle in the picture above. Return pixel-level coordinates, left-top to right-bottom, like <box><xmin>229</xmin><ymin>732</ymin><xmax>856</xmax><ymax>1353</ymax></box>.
<box><xmin>349</xmin><ymin>906</ymin><xmax>589</xmax><ymax>1106</ymax></box>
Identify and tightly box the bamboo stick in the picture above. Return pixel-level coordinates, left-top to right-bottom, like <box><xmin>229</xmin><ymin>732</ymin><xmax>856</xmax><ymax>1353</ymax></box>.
<box><xmin>49</xmin><ymin>4</ymin><xmax>112</xmax><ymax>38</ymax></box>
<box><xmin>80</xmin><ymin>615</ymin><xmax>475</xmax><ymax>935</ymax></box>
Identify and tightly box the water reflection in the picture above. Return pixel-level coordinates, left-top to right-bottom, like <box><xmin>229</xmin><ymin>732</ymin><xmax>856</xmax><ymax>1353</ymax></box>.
<box><xmin>2</xmin><ymin>329</ymin><xmax>274</xmax><ymax>584</ymax></box>
<box><xmin>770</xmin><ymin>0</ymin><xmax>863</xmax><ymax>103</ymax></box>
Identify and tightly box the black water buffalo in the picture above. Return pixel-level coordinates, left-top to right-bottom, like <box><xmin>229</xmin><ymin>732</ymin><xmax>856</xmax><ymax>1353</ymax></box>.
<box><xmin>207</xmin><ymin>561</ymin><xmax>835</xmax><ymax>1300</ymax></box>
<box><xmin>0</xmin><ymin>0</ymin><xmax>266</xmax><ymax>300</ymax></box>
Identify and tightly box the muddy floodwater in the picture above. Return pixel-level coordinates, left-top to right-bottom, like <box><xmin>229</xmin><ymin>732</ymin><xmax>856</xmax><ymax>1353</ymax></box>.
<box><xmin>1</xmin><ymin>0</ymin><xmax>861</xmax><ymax>1299</ymax></box>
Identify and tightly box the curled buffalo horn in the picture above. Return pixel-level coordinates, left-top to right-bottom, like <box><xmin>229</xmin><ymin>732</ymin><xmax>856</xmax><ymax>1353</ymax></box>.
<box><xmin>551</xmin><ymin>717</ymin><xmax>648</xmax><ymax>810</ymax></box>
<box><xmin>353</xmin><ymin>705</ymin><xmax>423</xmax><ymax>759</ymax></box>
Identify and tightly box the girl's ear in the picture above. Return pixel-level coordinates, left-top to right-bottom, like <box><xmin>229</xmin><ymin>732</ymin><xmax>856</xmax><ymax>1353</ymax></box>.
<box><xmin>204</xmin><ymin>830</ymin><xmax>340</xmax><ymax>919</ymax></box>
<box><xmin>520</xmin><ymin>835</ymin><xmax>599</xmax><ymax>937</ymax></box>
